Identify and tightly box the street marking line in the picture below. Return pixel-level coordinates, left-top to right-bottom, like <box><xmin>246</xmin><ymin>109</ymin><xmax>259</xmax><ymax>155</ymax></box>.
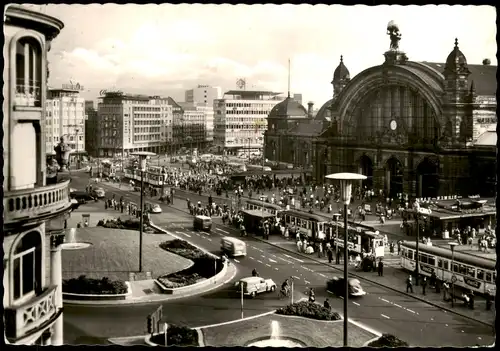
<box><xmin>381</xmin><ymin>314</ymin><xmax>390</xmax><ymax>319</ymax></box>
<box><xmin>380</xmin><ymin>298</ymin><xmax>390</xmax><ymax>303</ymax></box>
<box><xmin>274</xmin><ymin>267</ymin><xmax>279</xmax><ymax>270</ymax></box>
<box><xmin>292</xmin><ymin>275</ymin><xmax>300</xmax><ymax>280</ymax></box>
<box><xmin>268</xmin><ymin>258</ymin><xmax>278</xmax><ymax>263</ymax></box>
<box><xmin>352</xmin><ymin>302</ymin><xmax>360</xmax><ymax>306</ymax></box>
<box><xmin>206</xmin><ymin>238</ymin><xmax>212</xmax><ymax>242</ymax></box>
<box><xmin>284</xmin><ymin>254</ymin><xmax>304</xmax><ymax>263</ymax></box>
<box><xmin>278</xmin><ymin>257</ymin><xmax>293</xmax><ymax>264</ymax></box>
<box><xmin>393</xmin><ymin>303</ymin><xmax>402</xmax><ymax>308</ymax></box>
<box><xmin>249</xmin><ymin>256</ymin><xmax>255</xmax><ymax>260</ymax></box>
<box><xmin>256</xmin><ymin>248</ymin><xmax>264</xmax><ymax>253</ymax></box>
<box><xmin>271</xmin><ymin>254</ymin><xmax>277</xmax><ymax>258</ymax></box>
<box><xmin>257</xmin><ymin>260</ymin><xmax>263</xmax><ymax>264</ymax></box>
<box><xmin>175</xmin><ymin>231</ymin><xmax>191</xmax><ymax>238</ymax></box>
<box><xmin>266</xmin><ymin>264</ymin><xmax>271</xmax><ymax>267</ymax></box>
<box><xmin>318</xmin><ymin>273</ymin><xmax>327</xmax><ymax>278</ymax></box>
<box><xmin>261</xmin><ymin>255</ymin><xmax>266</xmax><ymax>259</ymax></box>
<box><xmin>304</xmin><ymin>280</ymin><xmax>311</xmax><ymax>284</ymax></box>
<box><xmin>233</xmin><ymin>259</ymin><xmax>240</xmax><ymax>263</ymax></box>
<box><xmin>339</xmin><ymin>296</ymin><xmax>344</xmax><ymax>299</ymax></box>
<box><xmin>216</xmin><ymin>228</ymin><xmax>229</xmax><ymax>234</ymax></box>
<box><xmin>302</xmin><ymin>266</ymin><xmax>314</xmax><ymax>272</ymax></box>
<box><xmin>407</xmin><ymin>309</ymin><xmax>416</xmax><ymax>314</ymax></box>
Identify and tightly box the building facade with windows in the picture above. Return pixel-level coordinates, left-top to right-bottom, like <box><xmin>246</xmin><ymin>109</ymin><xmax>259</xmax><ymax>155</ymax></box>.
<box><xmin>185</xmin><ymin>84</ymin><xmax>222</xmax><ymax>106</ymax></box>
<box><xmin>84</xmin><ymin>100</ymin><xmax>98</xmax><ymax>157</ymax></box>
<box><xmin>45</xmin><ymin>86</ymin><xmax>86</xmax><ymax>163</ymax></box>
<box><xmin>168</xmin><ymin>96</ymin><xmax>185</xmax><ymax>152</ymax></box>
<box><xmin>3</xmin><ymin>5</ymin><xmax>73</xmax><ymax>345</ymax></box>
<box><xmin>178</xmin><ymin>102</ymin><xmax>214</xmax><ymax>150</ymax></box>
<box><xmin>213</xmin><ymin>90</ymin><xmax>283</xmax><ymax>155</ymax></box>
<box><xmin>96</xmin><ymin>92</ymin><xmax>171</xmax><ymax>157</ymax></box>
<box><xmin>266</xmin><ymin>26</ymin><xmax>496</xmax><ymax>199</ymax></box>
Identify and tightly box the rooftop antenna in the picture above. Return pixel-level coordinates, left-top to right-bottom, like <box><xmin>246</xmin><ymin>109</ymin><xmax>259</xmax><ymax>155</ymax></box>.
<box><xmin>287</xmin><ymin>58</ymin><xmax>291</xmax><ymax>98</ymax></box>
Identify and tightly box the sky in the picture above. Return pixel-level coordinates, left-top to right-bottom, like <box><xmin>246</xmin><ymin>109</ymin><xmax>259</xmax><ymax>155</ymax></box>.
<box><xmin>25</xmin><ymin>4</ymin><xmax>498</xmax><ymax>107</ymax></box>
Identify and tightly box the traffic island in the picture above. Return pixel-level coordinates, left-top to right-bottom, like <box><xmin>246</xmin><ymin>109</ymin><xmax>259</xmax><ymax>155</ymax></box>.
<box><xmin>144</xmin><ymin>325</ymin><xmax>200</xmax><ymax>347</ymax></box>
<box><xmin>200</xmin><ymin>302</ymin><xmax>377</xmax><ymax>347</ymax></box>
<box><xmin>155</xmin><ymin>239</ymin><xmax>226</xmax><ymax>294</ymax></box>
<box><xmin>62</xmin><ymin>276</ymin><xmax>131</xmax><ymax>301</ymax></box>
<box><xmin>364</xmin><ymin>333</ymin><xmax>410</xmax><ymax>347</ymax></box>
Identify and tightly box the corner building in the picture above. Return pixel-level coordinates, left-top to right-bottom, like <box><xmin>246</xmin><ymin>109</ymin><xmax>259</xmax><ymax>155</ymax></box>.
<box><xmin>309</xmin><ymin>36</ymin><xmax>496</xmax><ymax>198</ymax></box>
<box><xmin>3</xmin><ymin>5</ymin><xmax>73</xmax><ymax>345</ymax></box>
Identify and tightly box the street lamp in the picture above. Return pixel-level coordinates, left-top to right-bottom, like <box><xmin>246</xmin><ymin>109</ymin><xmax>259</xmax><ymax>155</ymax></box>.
<box><xmin>325</xmin><ymin>172</ymin><xmax>367</xmax><ymax>347</ymax></box>
<box><xmin>131</xmin><ymin>151</ymin><xmax>156</xmax><ymax>272</ymax></box>
<box><xmin>449</xmin><ymin>241</ymin><xmax>458</xmax><ymax>308</ymax></box>
<box><xmin>75</xmin><ymin>128</ymin><xmax>80</xmax><ymax>169</ymax></box>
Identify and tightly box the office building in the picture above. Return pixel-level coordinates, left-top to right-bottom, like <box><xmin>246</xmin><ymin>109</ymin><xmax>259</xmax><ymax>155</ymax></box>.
<box><xmin>213</xmin><ymin>90</ymin><xmax>283</xmax><ymax>155</ymax></box>
<box><xmin>45</xmin><ymin>85</ymin><xmax>86</xmax><ymax>164</ymax></box>
<box><xmin>177</xmin><ymin>102</ymin><xmax>214</xmax><ymax>150</ymax></box>
<box><xmin>185</xmin><ymin>84</ymin><xmax>222</xmax><ymax>106</ymax></box>
<box><xmin>97</xmin><ymin>92</ymin><xmax>173</xmax><ymax>157</ymax></box>
<box><xmin>4</xmin><ymin>5</ymin><xmax>73</xmax><ymax>345</ymax></box>
<box><xmin>84</xmin><ymin>100</ymin><xmax>99</xmax><ymax>157</ymax></box>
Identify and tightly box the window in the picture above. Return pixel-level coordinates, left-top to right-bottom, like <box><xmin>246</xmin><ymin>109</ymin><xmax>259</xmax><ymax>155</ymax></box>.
<box><xmin>452</xmin><ymin>263</ymin><xmax>459</xmax><ymax>273</ymax></box>
<box><xmin>458</xmin><ymin>264</ymin><xmax>467</xmax><ymax>275</ymax></box>
<box><xmin>13</xmin><ymin>231</ymin><xmax>42</xmax><ymax>300</ymax></box>
<box><xmin>477</xmin><ymin>269</ymin><xmax>484</xmax><ymax>280</ymax></box>
<box><xmin>485</xmin><ymin>272</ymin><xmax>492</xmax><ymax>282</ymax></box>
<box><xmin>428</xmin><ymin>256</ymin><xmax>436</xmax><ymax>266</ymax></box>
<box><xmin>419</xmin><ymin>254</ymin><xmax>428</xmax><ymax>264</ymax></box>
<box><xmin>15</xmin><ymin>37</ymin><xmax>43</xmax><ymax>107</ymax></box>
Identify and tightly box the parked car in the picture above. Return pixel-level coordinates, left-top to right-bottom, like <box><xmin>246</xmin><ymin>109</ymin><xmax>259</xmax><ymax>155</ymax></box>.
<box><xmin>235</xmin><ymin>276</ymin><xmax>277</xmax><ymax>298</ymax></box>
<box><xmin>150</xmin><ymin>204</ymin><xmax>162</xmax><ymax>214</ymax></box>
<box><xmin>91</xmin><ymin>187</ymin><xmax>106</xmax><ymax>198</ymax></box>
<box><xmin>326</xmin><ymin>276</ymin><xmax>367</xmax><ymax>297</ymax></box>
<box><xmin>70</xmin><ymin>191</ymin><xmax>96</xmax><ymax>204</ymax></box>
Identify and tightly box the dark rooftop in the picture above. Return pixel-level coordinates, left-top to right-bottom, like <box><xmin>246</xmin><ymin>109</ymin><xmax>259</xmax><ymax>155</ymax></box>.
<box><xmin>224</xmin><ymin>90</ymin><xmax>282</xmax><ymax>98</ymax></box>
<box><xmin>288</xmin><ymin>121</ymin><xmax>324</xmax><ymax>135</ymax></box>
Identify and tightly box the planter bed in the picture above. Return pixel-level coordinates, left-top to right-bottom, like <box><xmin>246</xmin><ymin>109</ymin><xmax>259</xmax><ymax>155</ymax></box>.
<box><xmin>366</xmin><ymin>333</ymin><xmax>409</xmax><ymax>347</ymax></box>
<box><xmin>276</xmin><ymin>301</ymin><xmax>342</xmax><ymax>321</ymax></box>
<box><xmin>63</xmin><ymin>275</ymin><xmax>128</xmax><ymax>295</ymax></box>
<box><xmin>158</xmin><ymin>239</ymin><xmax>223</xmax><ymax>288</ymax></box>
<box><xmin>147</xmin><ymin>325</ymin><xmax>199</xmax><ymax>347</ymax></box>
<box><xmin>97</xmin><ymin>218</ymin><xmax>158</xmax><ymax>233</ymax></box>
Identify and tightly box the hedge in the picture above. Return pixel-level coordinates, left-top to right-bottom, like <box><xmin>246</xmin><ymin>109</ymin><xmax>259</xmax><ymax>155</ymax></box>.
<box><xmin>63</xmin><ymin>275</ymin><xmax>128</xmax><ymax>294</ymax></box>
<box><xmin>158</xmin><ymin>239</ymin><xmax>223</xmax><ymax>288</ymax></box>
<box><xmin>150</xmin><ymin>324</ymin><xmax>198</xmax><ymax>346</ymax></box>
<box><xmin>367</xmin><ymin>334</ymin><xmax>409</xmax><ymax>347</ymax></box>
<box><xmin>276</xmin><ymin>301</ymin><xmax>342</xmax><ymax>321</ymax></box>
<box><xmin>97</xmin><ymin>218</ymin><xmax>157</xmax><ymax>233</ymax></box>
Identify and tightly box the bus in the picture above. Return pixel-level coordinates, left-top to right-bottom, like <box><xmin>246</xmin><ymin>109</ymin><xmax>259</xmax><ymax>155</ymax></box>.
<box><xmin>400</xmin><ymin>241</ymin><xmax>496</xmax><ymax>296</ymax></box>
<box><xmin>328</xmin><ymin>222</ymin><xmax>385</xmax><ymax>258</ymax></box>
<box><xmin>245</xmin><ymin>199</ymin><xmax>283</xmax><ymax>216</ymax></box>
<box><xmin>282</xmin><ymin>210</ymin><xmax>329</xmax><ymax>240</ymax></box>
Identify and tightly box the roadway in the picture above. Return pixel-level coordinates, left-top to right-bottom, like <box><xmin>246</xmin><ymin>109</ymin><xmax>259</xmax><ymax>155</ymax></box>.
<box><xmin>63</xmin><ymin>173</ymin><xmax>494</xmax><ymax>347</ymax></box>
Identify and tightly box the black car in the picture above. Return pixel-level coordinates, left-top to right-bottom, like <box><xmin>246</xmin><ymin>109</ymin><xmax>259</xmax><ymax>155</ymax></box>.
<box><xmin>70</xmin><ymin>191</ymin><xmax>96</xmax><ymax>204</ymax></box>
<box><xmin>326</xmin><ymin>276</ymin><xmax>367</xmax><ymax>297</ymax></box>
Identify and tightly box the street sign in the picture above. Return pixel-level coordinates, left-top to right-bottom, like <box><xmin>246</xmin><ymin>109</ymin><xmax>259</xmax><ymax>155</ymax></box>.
<box><xmin>451</xmin><ymin>275</ymin><xmax>457</xmax><ymax>283</ymax></box>
<box><xmin>147</xmin><ymin>305</ymin><xmax>163</xmax><ymax>336</ymax></box>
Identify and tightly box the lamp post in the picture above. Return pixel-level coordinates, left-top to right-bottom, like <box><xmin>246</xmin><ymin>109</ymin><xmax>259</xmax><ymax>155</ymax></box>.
<box><xmin>131</xmin><ymin>151</ymin><xmax>156</xmax><ymax>272</ymax></box>
<box><xmin>325</xmin><ymin>172</ymin><xmax>367</xmax><ymax>347</ymax></box>
<box><xmin>449</xmin><ymin>241</ymin><xmax>458</xmax><ymax>308</ymax></box>
<box><xmin>75</xmin><ymin>128</ymin><xmax>80</xmax><ymax>169</ymax></box>
<box><xmin>414</xmin><ymin>205</ymin><xmax>431</xmax><ymax>286</ymax></box>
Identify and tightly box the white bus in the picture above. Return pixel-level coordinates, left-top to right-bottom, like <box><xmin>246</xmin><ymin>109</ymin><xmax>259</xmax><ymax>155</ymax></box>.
<box><xmin>400</xmin><ymin>241</ymin><xmax>496</xmax><ymax>296</ymax></box>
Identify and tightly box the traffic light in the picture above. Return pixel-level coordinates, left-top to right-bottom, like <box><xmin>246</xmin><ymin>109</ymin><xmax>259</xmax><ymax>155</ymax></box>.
<box><xmin>147</xmin><ymin>315</ymin><xmax>153</xmax><ymax>334</ymax></box>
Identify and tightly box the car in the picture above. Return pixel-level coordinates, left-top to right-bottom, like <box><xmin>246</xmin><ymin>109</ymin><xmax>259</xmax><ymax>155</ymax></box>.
<box><xmin>91</xmin><ymin>187</ymin><xmax>106</xmax><ymax>198</ymax></box>
<box><xmin>235</xmin><ymin>276</ymin><xmax>277</xmax><ymax>298</ymax></box>
<box><xmin>150</xmin><ymin>204</ymin><xmax>162</xmax><ymax>214</ymax></box>
<box><xmin>326</xmin><ymin>276</ymin><xmax>367</xmax><ymax>297</ymax></box>
<box><xmin>70</xmin><ymin>191</ymin><xmax>96</xmax><ymax>204</ymax></box>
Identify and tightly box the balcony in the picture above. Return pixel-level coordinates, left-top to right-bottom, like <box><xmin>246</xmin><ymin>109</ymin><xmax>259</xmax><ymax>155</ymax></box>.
<box><xmin>5</xmin><ymin>285</ymin><xmax>61</xmax><ymax>342</ymax></box>
<box><xmin>4</xmin><ymin>180</ymin><xmax>72</xmax><ymax>231</ymax></box>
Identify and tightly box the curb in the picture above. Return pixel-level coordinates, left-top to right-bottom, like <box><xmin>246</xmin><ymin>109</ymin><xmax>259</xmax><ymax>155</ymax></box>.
<box><xmin>250</xmin><ymin>236</ymin><xmax>494</xmax><ymax>328</ymax></box>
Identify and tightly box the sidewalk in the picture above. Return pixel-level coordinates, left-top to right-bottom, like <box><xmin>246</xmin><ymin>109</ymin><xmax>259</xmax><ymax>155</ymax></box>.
<box><xmin>252</xmin><ymin>233</ymin><xmax>495</xmax><ymax>326</ymax></box>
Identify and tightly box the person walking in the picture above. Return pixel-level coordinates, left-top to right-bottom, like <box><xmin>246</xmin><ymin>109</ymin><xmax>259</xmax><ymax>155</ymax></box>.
<box><xmin>422</xmin><ymin>276</ymin><xmax>427</xmax><ymax>296</ymax></box>
<box><xmin>406</xmin><ymin>275</ymin><xmax>414</xmax><ymax>293</ymax></box>
<box><xmin>327</xmin><ymin>248</ymin><xmax>333</xmax><ymax>264</ymax></box>
<box><xmin>324</xmin><ymin>298</ymin><xmax>331</xmax><ymax>311</ymax></box>
<box><xmin>378</xmin><ymin>259</ymin><xmax>384</xmax><ymax>277</ymax></box>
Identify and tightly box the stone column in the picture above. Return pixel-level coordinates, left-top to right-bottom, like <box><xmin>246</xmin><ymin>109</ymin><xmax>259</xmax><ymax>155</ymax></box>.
<box><xmin>403</xmin><ymin>170</ymin><xmax>414</xmax><ymax>197</ymax></box>
<box><xmin>373</xmin><ymin>166</ymin><xmax>385</xmax><ymax>192</ymax></box>
<box><xmin>50</xmin><ymin>233</ymin><xmax>65</xmax><ymax>346</ymax></box>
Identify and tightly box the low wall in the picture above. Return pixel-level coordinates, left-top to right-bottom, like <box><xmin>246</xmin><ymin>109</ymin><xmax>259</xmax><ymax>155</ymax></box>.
<box><xmin>144</xmin><ymin>331</ymin><xmax>202</xmax><ymax>347</ymax></box>
<box><xmin>154</xmin><ymin>261</ymin><xmax>228</xmax><ymax>295</ymax></box>
<box><xmin>63</xmin><ymin>281</ymin><xmax>131</xmax><ymax>301</ymax></box>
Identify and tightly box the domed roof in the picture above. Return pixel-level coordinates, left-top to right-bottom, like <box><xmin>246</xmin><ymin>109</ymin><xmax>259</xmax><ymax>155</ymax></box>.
<box><xmin>444</xmin><ymin>38</ymin><xmax>470</xmax><ymax>75</ymax></box>
<box><xmin>269</xmin><ymin>96</ymin><xmax>308</xmax><ymax>119</ymax></box>
<box><xmin>314</xmin><ymin>98</ymin><xmax>334</xmax><ymax>121</ymax></box>
<box><xmin>333</xmin><ymin>55</ymin><xmax>350</xmax><ymax>82</ymax></box>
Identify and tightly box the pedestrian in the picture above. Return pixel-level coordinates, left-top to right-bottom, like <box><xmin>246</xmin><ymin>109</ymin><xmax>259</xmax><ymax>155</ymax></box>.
<box><xmin>327</xmin><ymin>248</ymin><xmax>333</xmax><ymax>264</ymax></box>
<box><xmin>442</xmin><ymin>280</ymin><xmax>449</xmax><ymax>301</ymax></box>
<box><xmin>468</xmin><ymin>290</ymin><xmax>475</xmax><ymax>310</ymax></box>
<box><xmin>378</xmin><ymin>259</ymin><xmax>384</xmax><ymax>276</ymax></box>
<box><xmin>324</xmin><ymin>298</ymin><xmax>331</xmax><ymax>311</ymax></box>
<box><xmin>406</xmin><ymin>275</ymin><xmax>413</xmax><ymax>293</ymax></box>
<box><xmin>486</xmin><ymin>289</ymin><xmax>493</xmax><ymax>311</ymax></box>
<box><xmin>422</xmin><ymin>276</ymin><xmax>427</xmax><ymax>295</ymax></box>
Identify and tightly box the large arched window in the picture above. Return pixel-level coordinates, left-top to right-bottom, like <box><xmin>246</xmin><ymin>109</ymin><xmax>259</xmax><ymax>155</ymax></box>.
<box><xmin>12</xmin><ymin>231</ymin><xmax>43</xmax><ymax>301</ymax></box>
<box><xmin>15</xmin><ymin>36</ymin><xmax>43</xmax><ymax>108</ymax></box>
<box><xmin>350</xmin><ymin>85</ymin><xmax>438</xmax><ymax>144</ymax></box>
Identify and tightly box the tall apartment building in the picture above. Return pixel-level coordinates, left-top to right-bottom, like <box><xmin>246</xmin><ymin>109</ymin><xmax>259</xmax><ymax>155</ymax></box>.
<box><xmin>185</xmin><ymin>84</ymin><xmax>222</xmax><ymax>106</ymax></box>
<box><xmin>97</xmin><ymin>92</ymin><xmax>172</xmax><ymax>157</ymax></box>
<box><xmin>168</xmin><ymin>97</ymin><xmax>185</xmax><ymax>152</ymax></box>
<box><xmin>84</xmin><ymin>100</ymin><xmax>99</xmax><ymax>157</ymax></box>
<box><xmin>213</xmin><ymin>90</ymin><xmax>283</xmax><ymax>155</ymax></box>
<box><xmin>4</xmin><ymin>5</ymin><xmax>73</xmax><ymax>345</ymax></box>
<box><xmin>160</xmin><ymin>102</ymin><xmax>174</xmax><ymax>153</ymax></box>
<box><xmin>45</xmin><ymin>85</ymin><xmax>86</xmax><ymax>164</ymax></box>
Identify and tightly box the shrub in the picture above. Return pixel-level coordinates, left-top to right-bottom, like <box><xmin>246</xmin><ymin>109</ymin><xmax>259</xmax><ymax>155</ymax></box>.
<box><xmin>150</xmin><ymin>324</ymin><xmax>198</xmax><ymax>346</ymax></box>
<box><xmin>63</xmin><ymin>275</ymin><xmax>128</xmax><ymax>294</ymax></box>
<box><xmin>276</xmin><ymin>301</ymin><xmax>342</xmax><ymax>321</ymax></box>
<box><xmin>367</xmin><ymin>334</ymin><xmax>409</xmax><ymax>348</ymax></box>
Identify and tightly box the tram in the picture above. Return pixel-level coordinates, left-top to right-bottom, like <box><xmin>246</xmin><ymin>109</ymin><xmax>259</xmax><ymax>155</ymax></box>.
<box><xmin>101</xmin><ymin>161</ymin><xmax>115</xmax><ymax>178</ymax></box>
<box><xmin>328</xmin><ymin>221</ymin><xmax>385</xmax><ymax>258</ymax></box>
<box><xmin>245</xmin><ymin>199</ymin><xmax>283</xmax><ymax>216</ymax></box>
<box><xmin>123</xmin><ymin>166</ymin><xmax>165</xmax><ymax>187</ymax></box>
<box><xmin>400</xmin><ymin>241</ymin><xmax>496</xmax><ymax>296</ymax></box>
<box><xmin>282</xmin><ymin>210</ymin><xmax>329</xmax><ymax>240</ymax></box>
